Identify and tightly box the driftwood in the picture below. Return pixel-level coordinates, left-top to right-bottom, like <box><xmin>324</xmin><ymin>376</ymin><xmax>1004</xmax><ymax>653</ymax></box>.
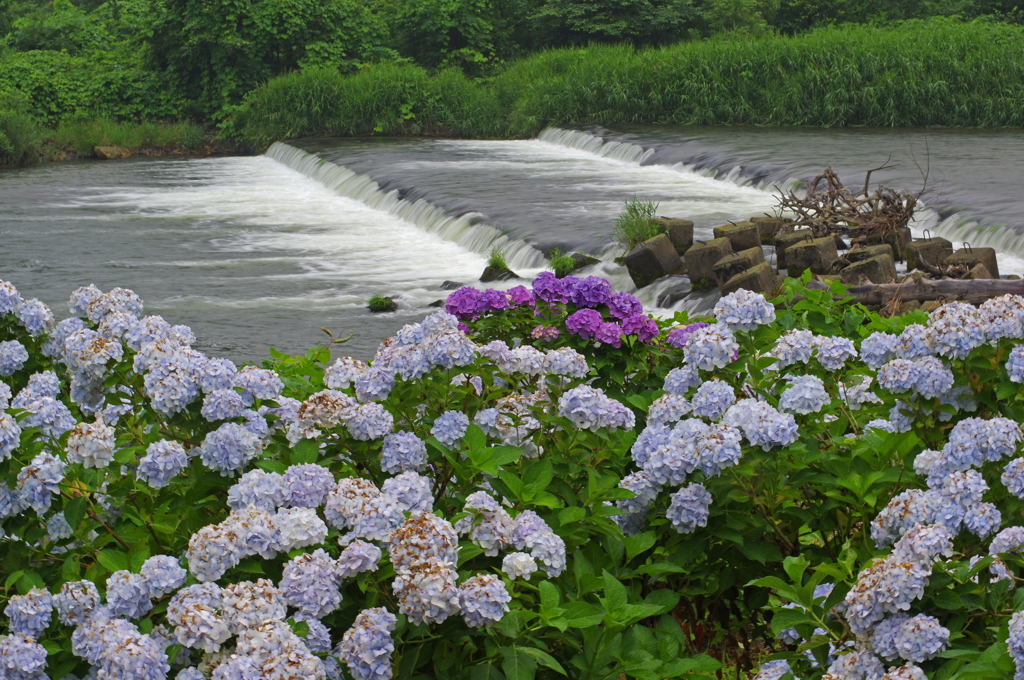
<box><xmin>800</xmin><ymin>275</ymin><xmax>1024</xmax><ymax>306</ymax></box>
<box><xmin>774</xmin><ymin>164</ymin><xmax>919</xmax><ymax>242</ymax></box>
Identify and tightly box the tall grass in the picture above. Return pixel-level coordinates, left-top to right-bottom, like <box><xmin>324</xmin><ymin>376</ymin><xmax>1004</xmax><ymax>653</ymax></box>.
<box><xmin>613</xmin><ymin>196</ymin><xmax>660</xmax><ymax>253</ymax></box>
<box><xmin>232</xmin><ymin>19</ymin><xmax>1024</xmax><ymax>149</ymax></box>
<box><xmin>49</xmin><ymin>117</ymin><xmax>206</xmax><ymax>156</ymax></box>
<box><xmin>0</xmin><ymin>108</ymin><xmax>42</xmax><ymax>167</ymax></box>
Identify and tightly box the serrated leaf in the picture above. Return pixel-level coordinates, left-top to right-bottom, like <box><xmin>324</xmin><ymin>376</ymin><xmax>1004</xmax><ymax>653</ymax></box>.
<box><xmin>63</xmin><ymin>496</ymin><xmax>87</xmax><ymax>531</ymax></box>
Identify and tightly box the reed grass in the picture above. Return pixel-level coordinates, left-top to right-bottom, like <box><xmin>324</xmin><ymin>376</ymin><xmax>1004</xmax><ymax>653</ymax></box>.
<box><xmin>232</xmin><ymin>19</ymin><xmax>1024</xmax><ymax>149</ymax></box>
<box><xmin>48</xmin><ymin>117</ymin><xmax>206</xmax><ymax>156</ymax></box>
<box><xmin>613</xmin><ymin>196</ymin><xmax>660</xmax><ymax>253</ymax></box>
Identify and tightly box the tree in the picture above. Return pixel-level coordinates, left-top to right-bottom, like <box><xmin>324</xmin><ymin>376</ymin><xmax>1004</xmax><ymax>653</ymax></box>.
<box><xmin>534</xmin><ymin>0</ymin><xmax>697</xmax><ymax>45</ymax></box>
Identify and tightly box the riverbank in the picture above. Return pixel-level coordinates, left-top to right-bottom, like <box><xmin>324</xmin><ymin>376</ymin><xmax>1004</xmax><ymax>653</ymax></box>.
<box><xmin>231</xmin><ymin>19</ymin><xmax>1024</xmax><ymax>148</ymax></box>
<box><xmin>0</xmin><ymin>114</ymin><xmax>242</xmax><ymax>166</ymax></box>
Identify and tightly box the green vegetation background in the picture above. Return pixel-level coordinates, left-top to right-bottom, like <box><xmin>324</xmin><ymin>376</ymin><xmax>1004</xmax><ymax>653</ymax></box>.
<box><xmin>2</xmin><ymin>0</ymin><xmax>1024</xmax><ymax>165</ymax></box>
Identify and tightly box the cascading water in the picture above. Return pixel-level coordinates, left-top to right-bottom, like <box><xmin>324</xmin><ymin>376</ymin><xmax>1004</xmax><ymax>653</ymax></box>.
<box><xmin>265</xmin><ymin>143</ymin><xmax>547</xmax><ymax>271</ymax></box>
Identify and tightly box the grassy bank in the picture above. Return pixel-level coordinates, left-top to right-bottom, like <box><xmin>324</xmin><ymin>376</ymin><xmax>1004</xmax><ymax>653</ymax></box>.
<box><xmin>233</xmin><ymin>19</ymin><xmax>1024</xmax><ymax>148</ymax></box>
<box><xmin>0</xmin><ymin>113</ymin><xmax>237</xmax><ymax>167</ymax></box>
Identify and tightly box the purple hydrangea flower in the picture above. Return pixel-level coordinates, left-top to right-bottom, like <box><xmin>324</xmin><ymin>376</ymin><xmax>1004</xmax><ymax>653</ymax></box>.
<box><xmin>565</xmin><ymin>309</ymin><xmax>604</xmax><ymax>340</ymax></box>
<box><xmin>622</xmin><ymin>315</ymin><xmax>659</xmax><ymax>342</ymax></box>
<box><xmin>607</xmin><ymin>292</ymin><xmax>643</xmax><ymax>320</ymax></box>
<box><xmin>666</xmin><ymin>322</ymin><xmax>711</xmax><ymax>349</ymax></box>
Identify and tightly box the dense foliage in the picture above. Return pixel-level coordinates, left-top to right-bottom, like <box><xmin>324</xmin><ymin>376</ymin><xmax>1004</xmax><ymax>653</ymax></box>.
<box><xmin>5</xmin><ymin>268</ymin><xmax>1024</xmax><ymax>680</ymax></box>
<box><xmin>232</xmin><ymin>20</ymin><xmax>1024</xmax><ymax>147</ymax></box>
<box><xmin>3</xmin><ymin>0</ymin><xmax>1024</xmax><ymax>164</ymax></box>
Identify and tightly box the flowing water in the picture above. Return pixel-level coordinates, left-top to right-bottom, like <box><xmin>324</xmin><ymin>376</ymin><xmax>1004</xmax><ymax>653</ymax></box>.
<box><xmin>4</xmin><ymin>125</ymin><xmax>1024</xmax><ymax>362</ymax></box>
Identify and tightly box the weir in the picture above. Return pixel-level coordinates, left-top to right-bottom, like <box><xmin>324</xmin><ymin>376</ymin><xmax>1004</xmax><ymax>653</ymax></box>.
<box><xmin>265</xmin><ymin>143</ymin><xmax>548</xmax><ymax>271</ymax></box>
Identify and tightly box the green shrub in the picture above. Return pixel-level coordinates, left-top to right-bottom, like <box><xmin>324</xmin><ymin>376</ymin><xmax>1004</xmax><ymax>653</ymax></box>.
<box><xmin>48</xmin><ymin>116</ymin><xmax>206</xmax><ymax>155</ymax></box>
<box><xmin>0</xmin><ymin>103</ymin><xmax>41</xmax><ymax>167</ymax></box>
<box><xmin>487</xmin><ymin>246</ymin><xmax>509</xmax><ymax>270</ymax></box>
<box><xmin>613</xmin><ymin>196</ymin><xmax>660</xmax><ymax>253</ymax></box>
<box><xmin>367</xmin><ymin>294</ymin><xmax>397</xmax><ymax>312</ymax></box>
<box><xmin>549</xmin><ymin>248</ymin><xmax>578</xmax><ymax>277</ymax></box>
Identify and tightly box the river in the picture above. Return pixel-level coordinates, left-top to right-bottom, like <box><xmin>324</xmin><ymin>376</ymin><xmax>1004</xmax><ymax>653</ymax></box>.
<box><xmin>3</xmin><ymin>126</ymin><xmax>1024</xmax><ymax>362</ymax></box>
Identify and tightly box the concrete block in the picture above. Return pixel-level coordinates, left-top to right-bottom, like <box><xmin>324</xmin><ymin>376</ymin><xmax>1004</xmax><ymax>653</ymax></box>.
<box><xmin>846</xmin><ymin>244</ymin><xmax>894</xmax><ymax>264</ymax></box>
<box><xmin>904</xmin><ymin>237</ymin><xmax>953</xmax><ymax>272</ymax></box>
<box><xmin>684</xmin><ymin>237</ymin><xmax>733</xmax><ymax>288</ymax></box>
<box><xmin>653</xmin><ymin>218</ymin><xmax>695</xmax><ymax>255</ymax></box>
<box><xmin>786</xmin><ymin>237</ymin><xmax>839</xmax><ymax>276</ymax></box>
<box><xmin>624</xmin><ymin>233</ymin><xmax>683</xmax><ymax>289</ymax></box>
<box><xmin>867</xmin><ymin>227</ymin><xmax>911</xmax><ymax>261</ymax></box>
<box><xmin>967</xmin><ymin>263</ymin><xmax>994</xmax><ymax>280</ymax></box>
<box><xmin>713</xmin><ymin>247</ymin><xmax>766</xmax><ymax>289</ymax></box>
<box><xmin>773</xmin><ymin>229</ymin><xmax>815</xmax><ymax>268</ymax></box>
<box><xmin>751</xmin><ymin>217</ymin><xmax>786</xmax><ymax>244</ymax></box>
<box><xmin>721</xmin><ymin>262</ymin><xmax>779</xmax><ymax>296</ymax></box>
<box><xmin>944</xmin><ymin>247</ymin><xmax>999</xmax><ymax>279</ymax></box>
<box><xmin>839</xmin><ymin>254</ymin><xmax>897</xmax><ymax>284</ymax></box>
<box><xmin>713</xmin><ymin>221</ymin><xmax>761</xmax><ymax>252</ymax></box>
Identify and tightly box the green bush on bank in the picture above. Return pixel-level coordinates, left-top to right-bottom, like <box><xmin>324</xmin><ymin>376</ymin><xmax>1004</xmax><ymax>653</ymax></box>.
<box><xmin>232</xmin><ymin>19</ymin><xmax>1024</xmax><ymax>149</ymax></box>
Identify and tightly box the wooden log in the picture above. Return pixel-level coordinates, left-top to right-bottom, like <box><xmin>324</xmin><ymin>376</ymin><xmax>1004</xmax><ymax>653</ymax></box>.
<box><xmin>797</xmin><ymin>275</ymin><xmax>1024</xmax><ymax>306</ymax></box>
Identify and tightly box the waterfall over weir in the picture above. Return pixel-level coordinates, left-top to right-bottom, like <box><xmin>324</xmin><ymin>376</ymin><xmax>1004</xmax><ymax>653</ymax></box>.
<box><xmin>266</xmin><ymin>142</ymin><xmax>548</xmax><ymax>271</ymax></box>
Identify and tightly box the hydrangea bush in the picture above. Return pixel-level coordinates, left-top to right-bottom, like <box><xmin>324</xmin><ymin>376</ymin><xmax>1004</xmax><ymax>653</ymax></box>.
<box><xmin>3</xmin><ymin>270</ymin><xmax>1024</xmax><ymax>680</ymax></box>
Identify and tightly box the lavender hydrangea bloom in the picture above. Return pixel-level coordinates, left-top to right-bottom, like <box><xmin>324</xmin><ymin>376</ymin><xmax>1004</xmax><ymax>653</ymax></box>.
<box><xmin>532</xmin><ymin>272</ymin><xmax>570</xmax><ymax>304</ymax></box>
<box><xmin>201</xmin><ymin>389</ymin><xmax>248</xmax><ymax>422</ymax></box>
<box><xmin>0</xmin><ymin>633</ymin><xmax>46</xmax><ymax>677</ymax></box>
<box><xmin>502</xmin><ymin>552</ymin><xmax>538</xmax><ymax>580</ymax></box>
<box><xmin>423</xmin><ymin>331</ymin><xmax>477</xmax><ymax>368</ymax></box>
<box><xmin>913</xmin><ymin>356</ymin><xmax>955</xmax><ymax>399</ymax></box>
<box><xmin>381</xmin><ymin>471</ymin><xmax>434</xmax><ymax>514</ymax></box>
<box><xmin>141</xmin><ymin>555</ymin><xmax>187</xmax><ymax>596</ymax></box>
<box><xmin>663</xmin><ymin>366</ymin><xmax>701</xmax><ymax>395</ymax></box>
<box><xmin>0</xmin><ymin>413</ymin><xmax>22</xmax><ymax>461</ymax></box>
<box><xmin>567</xmin><ymin>276</ymin><xmax>612</xmax><ymax>308</ymax></box>
<box><xmin>15</xmin><ymin>298</ymin><xmax>54</xmax><ymax>336</ymax></box>
<box><xmin>136</xmin><ymin>440</ymin><xmax>190</xmax><ymax>489</ymax></box>
<box><xmin>690</xmin><ymin>379</ymin><xmax>736</xmax><ymax>420</ymax></box>
<box><xmin>877</xmin><ymin>359</ymin><xmax>917</xmax><ymax>393</ymax></box>
<box><xmin>893</xmin><ymin>615</ymin><xmax>950</xmax><ymax>663</ymax></box>
<box><xmin>565</xmin><ymin>308</ymin><xmax>604</xmax><ymax>340</ymax></box>
<box><xmin>815</xmin><ymin>336</ymin><xmax>857</xmax><ymax>370</ymax></box>
<box><xmin>227</xmin><ymin>469</ymin><xmax>285</xmax><ymax>512</ymax></box>
<box><xmin>607</xmin><ymin>292</ymin><xmax>643</xmax><ymax>320</ymax></box>
<box><xmin>106</xmin><ymin>570</ymin><xmax>153</xmax><ymax>619</ymax></box>
<box><xmin>930</xmin><ymin>302</ymin><xmax>986</xmax><ymax>359</ymax></box>
<box><xmin>197</xmin><ymin>422</ymin><xmax>262</xmax><ymax>476</ymax></box>
<box><xmin>779</xmin><ymin>375</ymin><xmax>830</xmax><ymax>414</ymax></box>
<box><xmin>381</xmin><ymin>431</ymin><xmax>428</xmax><ymax>474</ymax></box>
<box><xmin>1007</xmin><ymin>346</ymin><xmax>1024</xmax><ymax>383</ymax></box>
<box><xmin>16</xmin><ymin>451</ymin><xmax>65</xmax><ymax>513</ymax></box>
<box><xmin>54</xmin><ymin>580</ymin><xmax>99</xmax><ymax>626</ymax></box>
<box><xmin>767</xmin><ymin>329</ymin><xmax>815</xmax><ymax>369</ymax></box>
<box><xmin>459</xmin><ymin>574</ymin><xmax>511</xmax><ymax>627</ymax></box>
<box><xmin>355</xmin><ymin>366</ymin><xmax>396</xmax><ymax>402</ymax></box>
<box><xmin>621</xmin><ymin>315</ymin><xmax>659</xmax><ymax>342</ymax></box>
<box><xmin>5</xmin><ymin>588</ymin><xmax>52</xmax><ymax>637</ymax></box>
<box><xmin>337</xmin><ymin>540</ymin><xmax>383</xmax><ymax>578</ymax></box>
<box><xmin>666</xmin><ymin>483</ymin><xmax>713</xmax><ymax>534</ymax></box>
<box><xmin>713</xmin><ymin>289</ymin><xmax>776</xmax><ymax>331</ymax></box>
<box><xmin>282</xmin><ymin>464</ymin><xmax>335</xmax><ymax>508</ymax></box>
<box><xmin>666</xmin><ymin>322</ymin><xmax>710</xmax><ymax>349</ymax></box>
<box><xmin>0</xmin><ymin>341</ymin><xmax>29</xmax><ymax>377</ymax></box>
<box><xmin>445</xmin><ymin>287</ymin><xmax>484</xmax><ymax>319</ymax></box>
<box><xmin>338</xmin><ymin>607</ymin><xmax>398</xmax><ymax>680</ymax></box>
<box><xmin>684</xmin><ymin>324</ymin><xmax>739</xmax><ymax>370</ymax></box>
<box><xmin>1003</xmin><ymin>458</ymin><xmax>1024</xmax><ymax>498</ymax></box>
<box><xmin>280</xmin><ymin>549</ymin><xmax>343</xmax><ymax>618</ymax></box>
<box><xmin>432</xmin><ymin>410</ymin><xmax>469</xmax><ymax>447</ymax></box>
<box><xmin>0</xmin><ymin>280</ymin><xmax>21</xmax><ymax>315</ymax></box>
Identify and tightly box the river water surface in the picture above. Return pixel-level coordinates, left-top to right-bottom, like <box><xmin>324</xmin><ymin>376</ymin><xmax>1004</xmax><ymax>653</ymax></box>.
<box><xmin>3</xmin><ymin>126</ymin><xmax>1024</xmax><ymax>362</ymax></box>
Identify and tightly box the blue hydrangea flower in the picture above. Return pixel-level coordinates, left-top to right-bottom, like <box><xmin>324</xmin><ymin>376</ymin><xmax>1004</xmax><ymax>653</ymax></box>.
<box><xmin>877</xmin><ymin>359</ymin><xmax>917</xmax><ymax>393</ymax></box>
<box><xmin>199</xmin><ymin>357</ymin><xmax>238</xmax><ymax>393</ymax></box>
<box><xmin>558</xmin><ymin>386</ymin><xmax>634</xmax><ymax>432</ymax></box>
<box><xmin>753</xmin><ymin>660</ymin><xmax>795</xmax><ymax>680</ymax></box>
<box><xmin>141</xmin><ymin>555</ymin><xmax>187</xmax><ymax>597</ymax></box>
<box><xmin>643</xmin><ymin>428</ymin><xmax>701</xmax><ymax>488</ymax></box>
<box><xmin>228</xmin><ymin>469</ymin><xmax>285</xmax><ymax>512</ymax></box>
<box><xmin>136</xmin><ymin>440</ymin><xmax>190</xmax><ymax>489</ymax></box>
<box><xmin>630</xmin><ymin>424</ymin><xmax>673</xmax><ymax>467</ymax></box>
<box><xmin>0</xmin><ymin>280</ymin><xmax>23</xmax><ymax>315</ymax></box>
<box><xmin>459</xmin><ymin>574</ymin><xmax>511</xmax><ymax>628</ymax></box>
<box><xmin>895</xmin><ymin>324</ymin><xmax>934</xmax><ymax>360</ymax></box>
<box><xmin>336</xmin><ymin>540</ymin><xmax>383</xmax><ymax>578</ymax></box>
<box><xmin>47</xmin><ymin>511</ymin><xmax>73</xmax><ymax>540</ymax></box>
<box><xmin>381</xmin><ymin>431</ymin><xmax>428</xmax><ymax>474</ymax></box>
<box><xmin>684</xmin><ymin>324</ymin><xmax>739</xmax><ymax>370</ymax></box>
<box><xmin>0</xmin><ymin>633</ymin><xmax>46</xmax><ymax>677</ymax></box>
<box><xmin>542</xmin><ymin>347</ymin><xmax>589</xmax><ymax>378</ymax></box>
<box><xmin>325</xmin><ymin>357</ymin><xmax>367</xmax><ymax>389</ymax></box>
<box><xmin>981</xmin><ymin>295</ymin><xmax>1024</xmax><ymax>341</ymax></box>
<box><xmin>815</xmin><ymin>336</ymin><xmax>857</xmax><ymax>371</ymax></box>
<box><xmin>355</xmin><ymin>366</ymin><xmax>396</xmax><ymax>402</ymax></box>
<box><xmin>53</xmin><ymin>580</ymin><xmax>99</xmax><ymax>626</ymax></box>
<box><xmin>0</xmin><ymin>413</ymin><xmax>21</xmax><ymax>461</ymax></box>
<box><xmin>234</xmin><ymin>366</ymin><xmax>284</xmax><ymax>401</ymax></box>
<box><xmin>893</xmin><ymin>615</ymin><xmax>950</xmax><ymax>663</ymax></box>
<box><xmin>929</xmin><ymin>302</ymin><xmax>986</xmax><ymax>359</ymax></box>
<box><xmin>0</xmin><ymin>341</ymin><xmax>29</xmax><ymax>377</ymax></box>
<box><xmin>1011</xmin><ymin>611</ymin><xmax>1024</xmax><ymax>680</ymax></box>
<box><xmin>714</xmin><ymin>289</ymin><xmax>776</xmax><ymax>331</ymax></box>
<box><xmin>381</xmin><ymin>471</ymin><xmax>433</xmax><ymax>515</ymax></box>
<box><xmin>1005</xmin><ymin>347</ymin><xmax>1024</xmax><ymax>382</ymax></box>
<box><xmin>646</xmin><ymin>393</ymin><xmax>692</xmax><ymax>426</ymax></box>
<box><xmin>768</xmin><ymin>329</ymin><xmax>815</xmax><ymax>370</ymax></box>
<box><xmin>106</xmin><ymin>570</ymin><xmax>153</xmax><ymax>619</ymax></box>
<box><xmin>1003</xmin><ymin>458</ymin><xmax>1024</xmax><ymax>498</ymax></box>
<box><xmin>143</xmin><ymin>356</ymin><xmax>201</xmax><ymax>416</ymax></box>
<box><xmin>16</xmin><ymin>451</ymin><xmax>65</xmax><ymax>513</ymax></box>
<box><xmin>432</xmin><ymin>410</ymin><xmax>469</xmax><ymax>447</ymax></box>
<box><xmin>695</xmin><ymin>423</ymin><xmax>744</xmax><ymax>476</ymax></box>
<box><xmin>345</xmin><ymin>403</ymin><xmax>394</xmax><ymax>441</ymax></box>
<box><xmin>779</xmin><ymin>375</ymin><xmax>830</xmax><ymax>414</ymax></box>
<box><xmin>338</xmin><ymin>607</ymin><xmax>397</xmax><ymax>680</ymax></box>
<box><xmin>197</xmin><ymin>422</ymin><xmax>262</xmax><ymax>476</ymax></box>
<box><xmin>912</xmin><ymin>356</ymin><xmax>954</xmax><ymax>399</ymax></box>
<box><xmin>722</xmin><ymin>399</ymin><xmax>799</xmax><ymax>451</ymax></box>
<box><xmin>666</xmin><ymin>483</ymin><xmax>713</xmax><ymax>534</ymax></box>
<box><xmin>423</xmin><ymin>331</ymin><xmax>477</xmax><ymax>369</ymax></box>
<box><xmin>282</xmin><ymin>463</ymin><xmax>335</xmax><ymax>508</ymax></box>
<box><xmin>860</xmin><ymin>331</ymin><xmax>899</xmax><ymax>369</ymax></box>
<box><xmin>201</xmin><ymin>389</ymin><xmax>248</xmax><ymax>422</ymax></box>
<box><xmin>663</xmin><ymin>366</ymin><xmax>701</xmax><ymax>395</ymax></box>
<box><xmin>5</xmin><ymin>588</ymin><xmax>52</xmax><ymax>637</ymax></box>
<box><xmin>613</xmin><ymin>471</ymin><xmax>661</xmax><ymax>535</ymax></box>
<box><xmin>963</xmin><ymin>502</ymin><xmax>1002</xmax><ymax>539</ymax></box>
<box><xmin>502</xmin><ymin>552</ymin><xmax>538</xmax><ymax>580</ymax></box>
<box><xmin>15</xmin><ymin>299</ymin><xmax>54</xmax><ymax>336</ymax></box>
<box><xmin>691</xmin><ymin>379</ymin><xmax>736</xmax><ymax>420</ymax></box>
